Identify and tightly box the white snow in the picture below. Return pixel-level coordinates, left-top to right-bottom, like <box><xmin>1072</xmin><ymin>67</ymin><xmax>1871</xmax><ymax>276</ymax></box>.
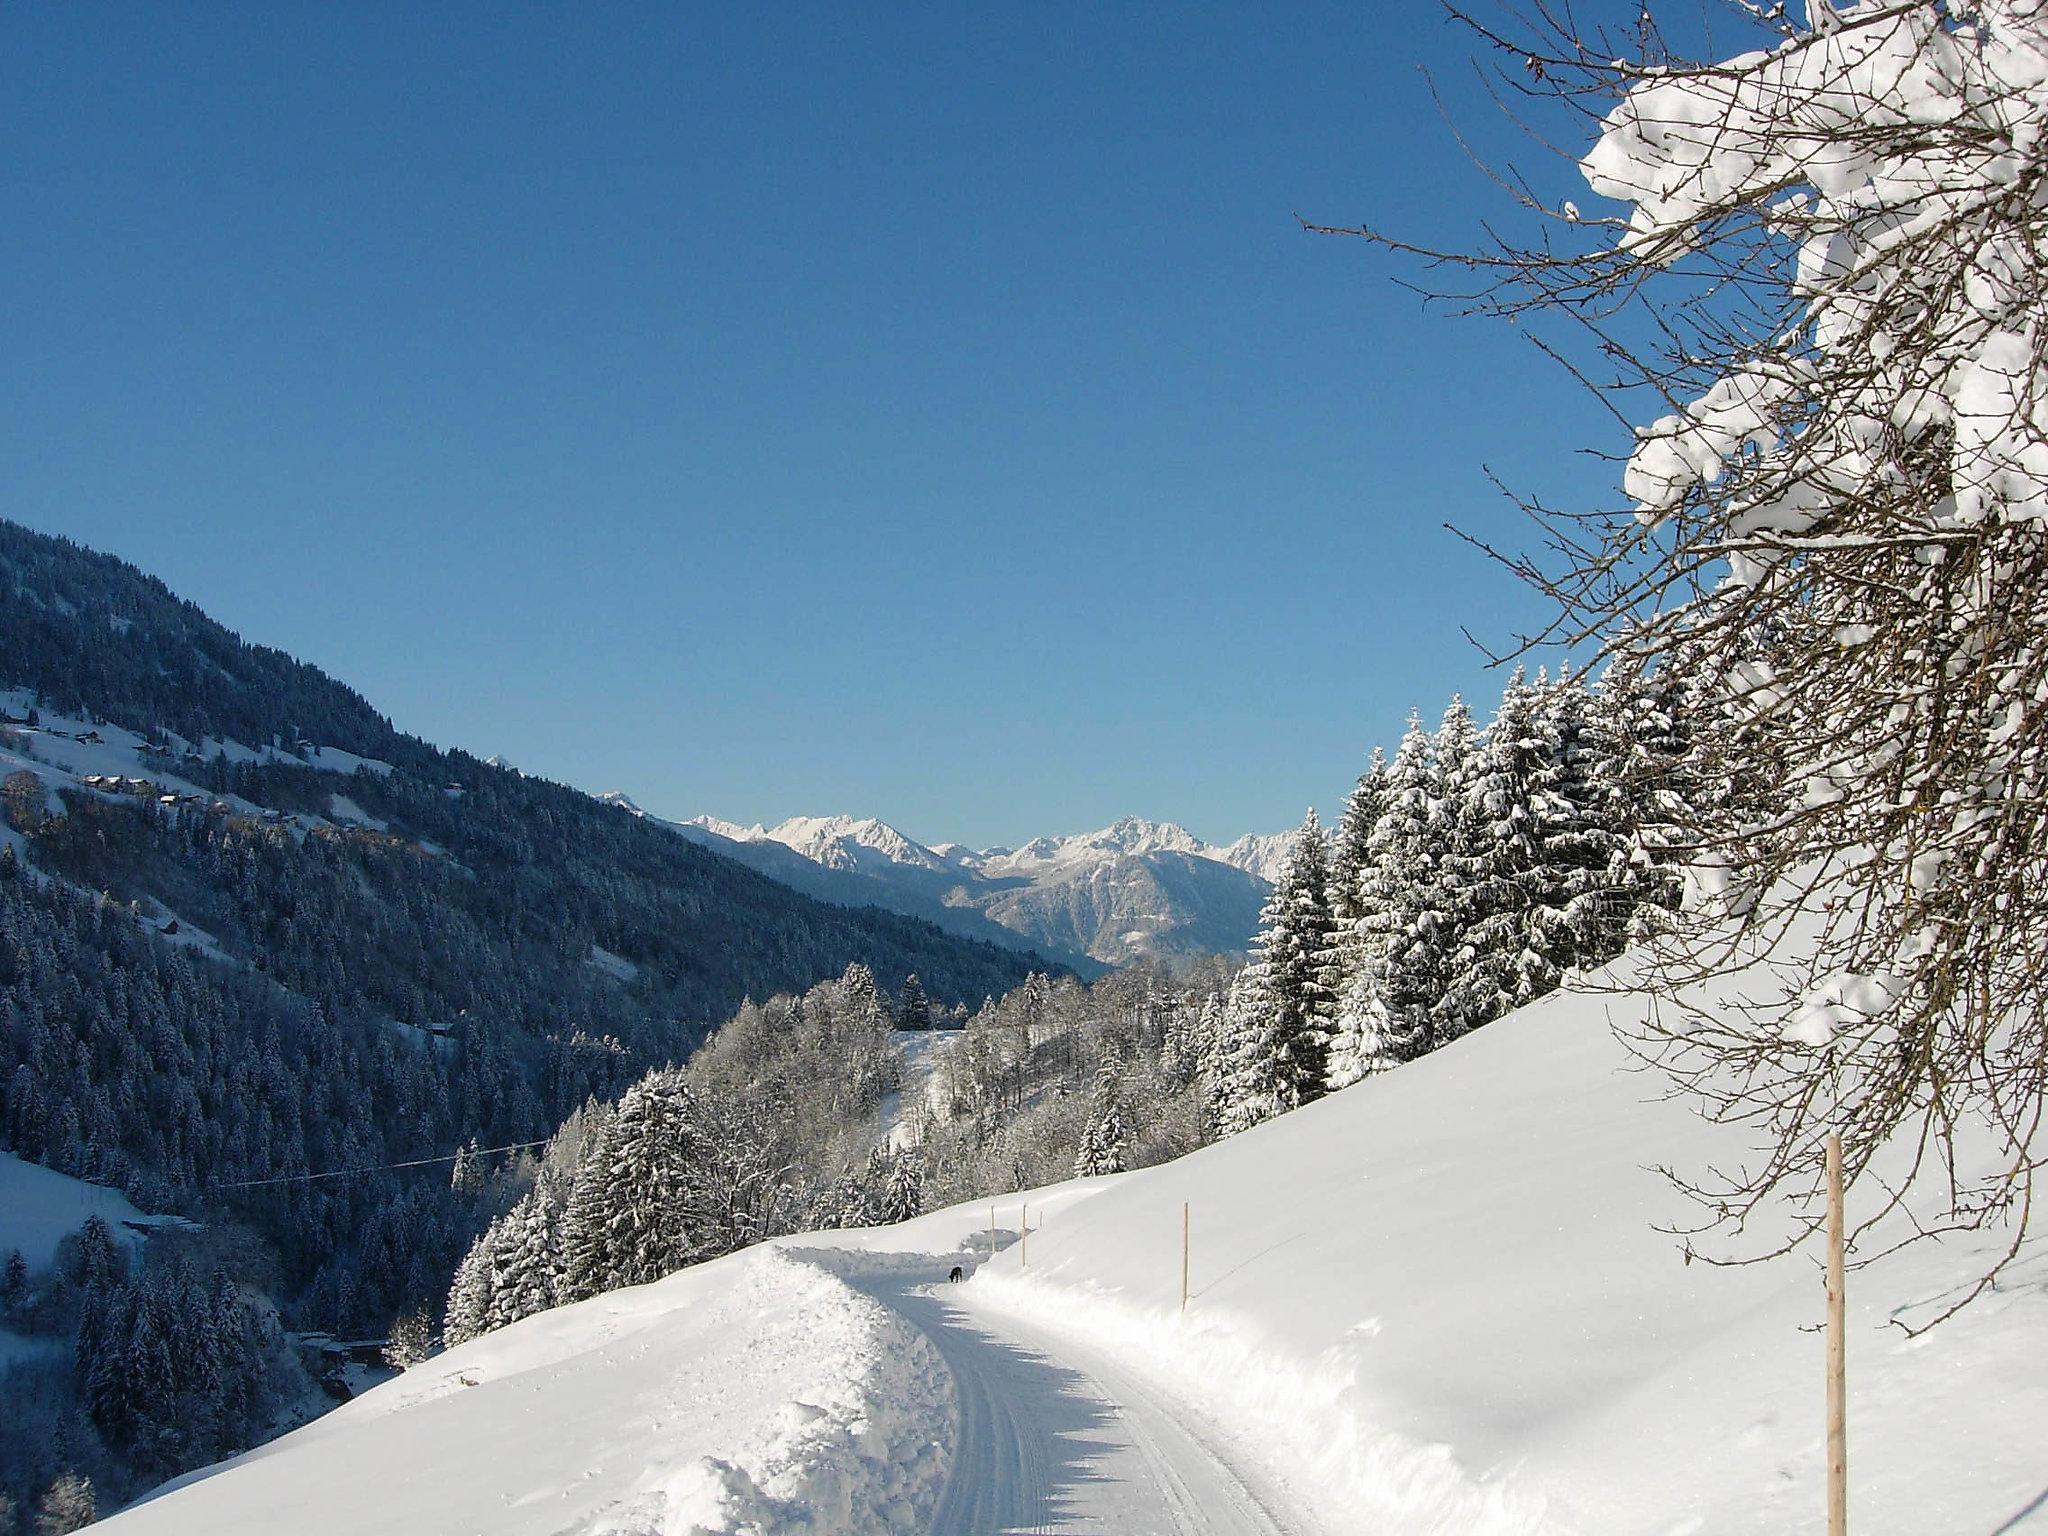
<box><xmin>326</xmin><ymin>794</ymin><xmax>388</xmax><ymax>832</ymax></box>
<box><xmin>680</xmin><ymin>807</ymin><xmax>1293</xmax><ymax>888</ymax></box>
<box><xmin>110</xmin><ymin>1245</ymin><xmax>955</xmax><ymax>1536</ymax></box>
<box><xmin>0</xmin><ymin>1151</ymin><xmax>167</xmax><ymax>1274</ymax></box>
<box><xmin>964</xmin><ymin>940</ymin><xmax>2048</xmax><ymax>1534</ymax></box>
<box><xmin>881</xmin><ymin>1029</ymin><xmax>960</xmax><ymax>1148</ymax></box>
<box><xmin>90</xmin><ymin>927</ymin><xmax>2047</xmax><ymax>1535</ymax></box>
<box><xmin>585</xmin><ymin>944</ymin><xmax>641</xmax><ymax>984</ymax></box>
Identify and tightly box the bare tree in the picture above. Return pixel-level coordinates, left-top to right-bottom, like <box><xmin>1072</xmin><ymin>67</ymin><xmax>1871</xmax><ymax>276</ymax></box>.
<box><xmin>1321</xmin><ymin>0</ymin><xmax>2048</xmax><ymax>1321</ymax></box>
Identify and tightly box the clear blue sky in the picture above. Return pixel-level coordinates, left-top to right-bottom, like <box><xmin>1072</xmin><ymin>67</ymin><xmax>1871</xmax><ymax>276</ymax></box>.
<box><xmin>2</xmin><ymin>3</ymin><xmax>1635</xmax><ymax>848</ymax></box>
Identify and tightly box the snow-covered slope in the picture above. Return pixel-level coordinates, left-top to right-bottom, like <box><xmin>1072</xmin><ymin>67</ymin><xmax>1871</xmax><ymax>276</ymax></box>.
<box><xmin>1212</xmin><ymin>830</ymin><xmax>1295</xmax><ymax>886</ymax></box>
<box><xmin>0</xmin><ymin>1151</ymin><xmax>179</xmax><ymax>1275</ymax></box>
<box><xmin>642</xmin><ymin>808</ymin><xmax>1286</xmax><ymax>965</ymax></box>
<box><xmin>965</xmin><ymin>944</ymin><xmax>2048</xmax><ymax>1533</ymax></box>
<box><xmin>97</xmin><ymin>929</ymin><xmax>2046</xmax><ymax>1535</ymax></box>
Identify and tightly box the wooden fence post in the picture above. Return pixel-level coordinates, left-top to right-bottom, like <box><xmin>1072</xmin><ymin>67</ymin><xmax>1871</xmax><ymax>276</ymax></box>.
<box><xmin>1826</xmin><ymin>1131</ymin><xmax>1847</xmax><ymax>1536</ymax></box>
<box><xmin>1021</xmin><ymin>1204</ymin><xmax>1028</xmax><ymax>1269</ymax></box>
<box><xmin>1181</xmin><ymin>1201</ymin><xmax>1190</xmax><ymax>1314</ymax></box>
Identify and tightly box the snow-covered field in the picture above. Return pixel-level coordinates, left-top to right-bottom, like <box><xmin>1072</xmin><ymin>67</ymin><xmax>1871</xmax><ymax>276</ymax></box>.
<box><xmin>0</xmin><ymin>1150</ymin><xmax>170</xmax><ymax>1274</ymax></box>
<box><xmin>95</xmin><ymin>944</ymin><xmax>2046</xmax><ymax>1535</ymax></box>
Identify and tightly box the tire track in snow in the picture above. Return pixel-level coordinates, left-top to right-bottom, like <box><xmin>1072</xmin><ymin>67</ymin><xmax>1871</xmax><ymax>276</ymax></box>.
<box><xmin>852</xmin><ymin>1266</ymin><xmax>1304</xmax><ymax>1536</ymax></box>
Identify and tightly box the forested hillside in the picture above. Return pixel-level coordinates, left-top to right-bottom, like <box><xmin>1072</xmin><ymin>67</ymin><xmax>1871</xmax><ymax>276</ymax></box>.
<box><xmin>0</xmin><ymin>520</ymin><xmax>1047</xmax><ymax>1523</ymax></box>
<box><xmin>443</xmin><ymin>656</ymin><xmax>1729</xmax><ymax>1345</ymax></box>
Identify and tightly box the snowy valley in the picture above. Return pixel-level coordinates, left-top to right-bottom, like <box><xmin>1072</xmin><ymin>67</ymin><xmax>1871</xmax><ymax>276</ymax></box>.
<box><xmin>9</xmin><ymin>0</ymin><xmax>2048</xmax><ymax>1530</ymax></box>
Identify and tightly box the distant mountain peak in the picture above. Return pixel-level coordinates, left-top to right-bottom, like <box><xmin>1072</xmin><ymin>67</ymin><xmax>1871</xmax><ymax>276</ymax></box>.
<box><xmin>684</xmin><ymin>812</ymin><xmax>772</xmax><ymax>843</ymax></box>
<box><xmin>671</xmin><ymin>808</ymin><xmax>1288</xmax><ymax>964</ymax></box>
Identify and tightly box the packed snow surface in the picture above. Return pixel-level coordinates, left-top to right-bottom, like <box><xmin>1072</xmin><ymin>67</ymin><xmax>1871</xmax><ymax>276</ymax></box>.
<box><xmin>97</xmin><ymin>938</ymin><xmax>2045</xmax><ymax>1535</ymax></box>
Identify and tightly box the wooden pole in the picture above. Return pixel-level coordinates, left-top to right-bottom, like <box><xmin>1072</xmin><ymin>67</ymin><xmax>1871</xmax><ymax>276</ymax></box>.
<box><xmin>1020</xmin><ymin>1204</ymin><xmax>1028</xmax><ymax>1269</ymax></box>
<box><xmin>1826</xmin><ymin>1131</ymin><xmax>1847</xmax><ymax>1536</ymax></box>
<box><xmin>1181</xmin><ymin>1201</ymin><xmax>1190</xmax><ymax>1314</ymax></box>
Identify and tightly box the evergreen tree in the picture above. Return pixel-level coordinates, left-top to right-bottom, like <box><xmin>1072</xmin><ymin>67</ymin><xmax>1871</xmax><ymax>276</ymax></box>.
<box><xmin>1438</xmin><ymin>671</ymin><xmax>1550</xmax><ymax>1038</ymax></box>
<box><xmin>1329</xmin><ymin>747</ymin><xmax>1387</xmax><ymax>930</ymax></box>
<box><xmin>1349</xmin><ymin>713</ymin><xmax>1441</xmax><ymax>1062</ymax></box>
<box><xmin>1525</xmin><ymin>677</ymin><xmax>1630</xmax><ymax>978</ymax></box>
<box><xmin>1</xmin><ymin>1249</ymin><xmax>25</xmax><ymax>1314</ymax></box>
<box><xmin>1073</xmin><ymin>1057</ymin><xmax>1130</xmax><ymax>1176</ymax></box>
<box><xmin>32</xmin><ymin>1473</ymin><xmax>94</xmax><ymax>1536</ymax></box>
<box><xmin>1211</xmin><ymin>968</ymin><xmax>1275</xmax><ymax>1137</ymax></box>
<box><xmin>896</xmin><ymin>973</ymin><xmax>932</xmax><ymax>1031</ymax></box>
<box><xmin>1215</xmin><ymin>812</ymin><xmax>1339</xmax><ymax>1130</ymax></box>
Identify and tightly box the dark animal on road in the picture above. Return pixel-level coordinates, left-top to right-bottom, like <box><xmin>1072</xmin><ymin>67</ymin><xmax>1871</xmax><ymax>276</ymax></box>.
<box><xmin>948</xmin><ymin>1265</ymin><xmax>964</xmax><ymax>1283</ymax></box>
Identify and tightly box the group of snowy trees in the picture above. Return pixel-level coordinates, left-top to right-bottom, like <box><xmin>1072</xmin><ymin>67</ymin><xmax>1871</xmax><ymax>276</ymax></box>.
<box><xmin>1319</xmin><ymin>0</ymin><xmax>2048</xmax><ymax>1297</ymax></box>
<box><xmin>72</xmin><ymin>1230</ymin><xmax>269</xmax><ymax>1477</ymax></box>
<box><xmin>1205</xmin><ymin>663</ymin><xmax>1718</xmax><ymax>1136</ymax></box>
<box><xmin>444</xmin><ymin>959</ymin><xmax>1234</xmax><ymax>1342</ymax></box>
<box><xmin>0</xmin><ymin>1213</ymin><xmax>298</xmax><ymax>1531</ymax></box>
<box><xmin>444</xmin><ymin>964</ymin><xmax>912</xmax><ymax>1344</ymax></box>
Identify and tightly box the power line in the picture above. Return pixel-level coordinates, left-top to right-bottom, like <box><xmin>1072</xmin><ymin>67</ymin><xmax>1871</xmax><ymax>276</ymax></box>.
<box><xmin>211</xmin><ymin>1137</ymin><xmax>552</xmax><ymax>1191</ymax></box>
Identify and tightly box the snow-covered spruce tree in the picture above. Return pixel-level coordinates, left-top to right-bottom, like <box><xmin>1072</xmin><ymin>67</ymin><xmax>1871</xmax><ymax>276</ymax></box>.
<box><xmin>1593</xmin><ymin>657</ymin><xmax>1706</xmax><ymax>931</ymax></box>
<box><xmin>1074</xmin><ymin>1056</ymin><xmax>1131</xmax><ymax>1176</ymax></box>
<box><xmin>1212</xmin><ymin>967</ymin><xmax>1277</xmax><ymax>1136</ymax></box>
<box><xmin>1334</xmin><ymin>713</ymin><xmax>1436</xmax><ymax>1078</ymax></box>
<box><xmin>1216</xmin><ymin>812</ymin><xmax>1340</xmax><ymax>1130</ymax></box>
<box><xmin>1330</xmin><ymin>746</ymin><xmax>1389</xmax><ymax>930</ymax></box>
<box><xmin>1528</xmin><ymin>674</ymin><xmax>1632</xmax><ymax>975</ymax></box>
<box><xmin>559</xmin><ymin>1070</ymin><xmax>709</xmax><ymax>1298</ymax></box>
<box><xmin>1336</xmin><ymin>1</ymin><xmax>2048</xmax><ymax>1306</ymax></box>
<box><xmin>1439</xmin><ymin>671</ymin><xmax>1550</xmax><ymax>1035</ymax></box>
<box><xmin>896</xmin><ymin>972</ymin><xmax>933</xmax><ymax>1032</ymax></box>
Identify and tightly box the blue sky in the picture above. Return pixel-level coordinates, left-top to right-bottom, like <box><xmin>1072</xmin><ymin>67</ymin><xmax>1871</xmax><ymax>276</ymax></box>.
<box><xmin>2</xmin><ymin>3</ymin><xmax>1640</xmax><ymax>848</ymax></box>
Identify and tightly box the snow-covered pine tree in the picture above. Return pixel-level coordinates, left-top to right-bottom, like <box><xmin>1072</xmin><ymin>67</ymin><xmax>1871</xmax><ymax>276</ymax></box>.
<box><xmin>1329</xmin><ymin>747</ymin><xmax>1388</xmax><ymax>930</ymax></box>
<box><xmin>557</xmin><ymin>1111</ymin><xmax>623</xmax><ymax>1303</ymax></box>
<box><xmin>1438</xmin><ymin>671</ymin><xmax>1548</xmax><ymax>1035</ymax></box>
<box><xmin>589</xmin><ymin>1070</ymin><xmax>709</xmax><ymax>1290</ymax></box>
<box><xmin>485</xmin><ymin>1178</ymin><xmax>565</xmax><ymax>1332</ymax></box>
<box><xmin>1211</xmin><ymin>967</ymin><xmax>1276</xmax><ymax>1137</ymax></box>
<box><xmin>1269</xmin><ymin>808</ymin><xmax>1340</xmax><ymax>1097</ymax></box>
<box><xmin>1593</xmin><ymin>659</ymin><xmax>1707</xmax><ymax>934</ymax></box>
<box><xmin>896</xmin><ymin>973</ymin><xmax>933</xmax><ymax>1032</ymax></box>
<box><xmin>441</xmin><ymin>1212</ymin><xmax>504</xmax><ymax>1345</ymax></box>
<box><xmin>839</xmin><ymin>961</ymin><xmax>884</xmax><ymax>1030</ymax></box>
<box><xmin>879</xmin><ymin>1147</ymin><xmax>926</xmax><ymax>1223</ymax></box>
<box><xmin>1525</xmin><ymin>677</ymin><xmax>1630</xmax><ymax>983</ymax></box>
<box><xmin>1215</xmin><ymin>811</ymin><xmax>1339</xmax><ymax>1130</ymax></box>
<box><xmin>1348</xmin><ymin>713</ymin><xmax>1443</xmax><ymax>1062</ymax></box>
<box><xmin>1073</xmin><ymin>1056</ymin><xmax>1130</xmax><ymax>1176</ymax></box>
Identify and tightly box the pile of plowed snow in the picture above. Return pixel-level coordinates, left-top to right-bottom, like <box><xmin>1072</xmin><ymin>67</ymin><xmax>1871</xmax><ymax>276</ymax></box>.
<box><xmin>108</xmin><ymin>1246</ymin><xmax>955</xmax><ymax>1536</ymax></box>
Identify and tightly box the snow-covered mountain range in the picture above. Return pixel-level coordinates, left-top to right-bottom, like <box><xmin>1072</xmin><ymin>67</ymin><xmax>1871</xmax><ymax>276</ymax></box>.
<box><xmin>600</xmin><ymin>804</ymin><xmax>1288</xmax><ymax>968</ymax></box>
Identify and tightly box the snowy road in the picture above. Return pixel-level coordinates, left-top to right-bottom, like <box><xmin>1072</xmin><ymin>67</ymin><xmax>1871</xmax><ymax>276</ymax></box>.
<box><xmin>848</xmin><ymin>1264</ymin><xmax>1308</xmax><ymax>1536</ymax></box>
